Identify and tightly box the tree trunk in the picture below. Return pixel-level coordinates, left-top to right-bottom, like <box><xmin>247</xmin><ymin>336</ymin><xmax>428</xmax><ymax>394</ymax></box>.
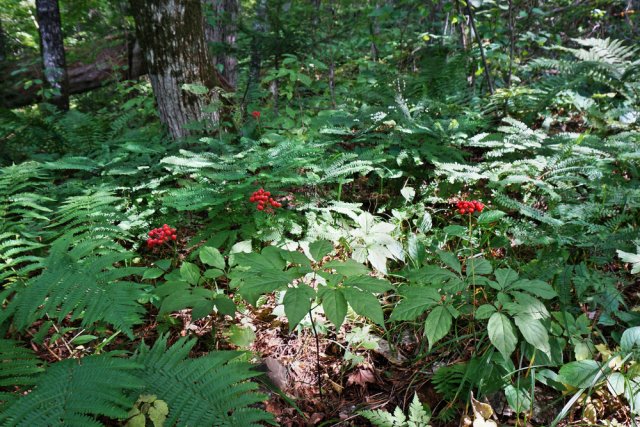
<box><xmin>0</xmin><ymin>18</ymin><xmax>6</xmax><ymax>62</ymax></box>
<box><xmin>35</xmin><ymin>0</ymin><xmax>70</xmax><ymax>111</ymax></box>
<box><xmin>131</xmin><ymin>0</ymin><xmax>225</xmax><ymax>139</ymax></box>
<box><xmin>203</xmin><ymin>0</ymin><xmax>239</xmax><ymax>88</ymax></box>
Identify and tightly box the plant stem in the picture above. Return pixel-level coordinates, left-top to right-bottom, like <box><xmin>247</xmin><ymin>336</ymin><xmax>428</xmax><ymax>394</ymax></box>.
<box><xmin>308</xmin><ymin>309</ymin><xmax>323</xmax><ymax>399</ymax></box>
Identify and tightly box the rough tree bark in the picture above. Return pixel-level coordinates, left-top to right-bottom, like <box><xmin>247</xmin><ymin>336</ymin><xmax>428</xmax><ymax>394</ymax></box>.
<box><xmin>131</xmin><ymin>0</ymin><xmax>226</xmax><ymax>139</ymax></box>
<box><xmin>203</xmin><ymin>0</ymin><xmax>239</xmax><ymax>88</ymax></box>
<box><xmin>35</xmin><ymin>0</ymin><xmax>70</xmax><ymax>111</ymax></box>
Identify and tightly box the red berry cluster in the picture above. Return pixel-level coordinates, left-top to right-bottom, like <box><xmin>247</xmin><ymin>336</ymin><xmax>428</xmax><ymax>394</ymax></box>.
<box><xmin>146</xmin><ymin>224</ymin><xmax>177</xmax><ymax>248</ymax></box>
<box><xmin>249</xmin><ymin>188</ymin><xmax>281</xmax><ymax>211</ymax></box>
<box><xmin>455</xmin><ymin>200</ymin><xmax>484</xmax><ymax>215</ymax></box>
<box><xmin>251</xmin><ymin>111</ymin><xmax>261</xmax><ymax>119</ymax></box>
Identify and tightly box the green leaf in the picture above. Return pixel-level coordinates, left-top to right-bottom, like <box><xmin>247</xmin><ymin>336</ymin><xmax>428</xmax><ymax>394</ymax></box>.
<box><xmin>514</xmin><ymin>314</ymin><xmax>550</xmax><ymax>356</ymax></box>
<box><xmin>389</xmin><ymin>286</ymin><xmax>440</xmax><ymax>321</ymax></box>
<box><xmin>321</xmin><ymin>288</ymin><xmax>348</xmax><ymax>329</ymax></box>
<box><xmin>283</xmin><ymin>285</ymin><xmax>316</xmax><ymax>330</ymax></box>
<box><xmin>153</xmin><ymin>259</ymin><xmax>172</xmax><ymax>271</ymax></box>
<box><xmin>475</xmin><ymin>304</ymin><xmax>497</xmax><ymax>320</ymax></box>
<box><xmin>466</xmin><ymin>258</ymin><xmax>492</xmax><ymax>277</ymax></box>
<box><xmin>181</xmin><ymin>83</ymin><xmax>209</xmax><ymax>95</ymax></box>
<box><xmin>192</xmin><ymin>300</ymin><xmax>213</xmax><ymax>320</ymax></box>
<box><xmin>227</xmin><ymin>325</ymin><xmax>256</xmax><ymax>348</ymax></box>
<box><xmin>488</xmin><ymin>312</ymin><xmax>517</xmax><ymax>360</ymax></box>
<box><xmin>180</xmin><ymin>262</ymin><xmax>201</xmax><ymax>285</ymax></box>
<box><xmin>143</xmin><ymin>268</ymin><xmax>164</xmax><ymax>280</ymax></box>
<box><xmin>438</xmin><ymin>251</ymin><xmax>461</xmax><ymax>274</ymax></box>
<box><xmin>213</xmin><ymin>295</ymin><xmax>236</xmax><ymax>316</ymax></box>
<box><xmin>509</xmin><ymin>279</ymin><xmax>557</xmax><ymax>299</ymax></box>
<box><xmin>203</xmin><ymin>268</ymin><xmax>224</xmax><ymax>279</ymax></box>
<box><xmin>494</xmin><ymin>269</ymin><xmax>519</xmax><ymax>290</ymax></box>
<box><xmin>323</xmin><ymin>259</ymin><xmax>369</xmax><ymax>276</ymax></box>
<box><xmin>127</xmin><ymin>413</ymin><xmax>146</xmax><ymax>427</ymax></box>
<box><xmin>236</xmin><ymin>270</ymin><xmax>300</xmax><ymax>305</ymax></box>
<box><xmin>425</xmin><ymin>306</ymin><xmax>452</xmax><ymax>350</ymax></box>
<box><xmin>343</xmin><ymin>275</ymin><xmax>393</xmax><ymax>293</ymax></box>
<box><xmin>400</xmin><ymin>186</ymin><xmax>415</xmax><ymax>202</ymax></box>
<box><xmin>342</xmin><ymin>287</ymin><xmax>384</xmax><ymax>326</ymax></box>
<box><xmin>71</xmin><ymin>334</ymin><xmax>98</xmax><ymax>345</ymax></box>
<box><xmin>511</xmin><ymin>292</ymin><xmax>549</xmax><ymax>319</ymax></box>
<box><xmin>477</xmin><ymin>210</ymin><xmax>506</xmax><ymax>225</ymax></box>
<box><xmin>443</xmin><ymin>225</ymin><xmax>466</xmax><ymax>237</ymax></box>
<box><xmin>309</xmin><ymin>240</ymin><xmax>334</xmax><ymax>261</ymax></box>
<box><xmin>558</xmin><ymin>360</ymin><xmax>601</xmax><ymax>388</ymax></box>
<box><xmin>504</xmin><ymin>384</ymin><xmax>531</xmax><ymax>413</ymax></box>
<box><xmin>621</xmin><ymin>326</ymin><xmax>640</xmax><ymax>352</ymax></box>
<box><xmin>199</xmin><ymin>247</ymin><xmax>225</xmax><ymax>270</ymax></box>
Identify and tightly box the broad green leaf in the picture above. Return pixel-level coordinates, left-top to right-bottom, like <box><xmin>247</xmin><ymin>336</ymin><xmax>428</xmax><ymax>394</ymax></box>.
<box><xmin>558</xmin><ymin>360</ymin><xmax>601</xmax><ymax>388</ymax></box>
<box><xmin>199</xmin><ymin>247</ymin><xmax>225</xmax><ymax>269</ymax></box>
<box><xmin>180</xmin><ymin>262</ymin><xmax>201</xmax><ymax>285</ymax></box>
<box><xmin>443</xmin><ymin>225</ymin><xmax>466</xmax><ymax>237</ymax></box>
<box><xmin>494</xmin><ymin>269</ymin><xmax>519</xmax><ymax>290</ymax></box>
<box><xmin>227</xmin><ymin>325</ymin><xmax>256</xmax><ymax>348</ymax></box>
<box><xmin>514</xmin><ymin>314</ymin><xmax>551</xmax><ymax>356</ymax></box>
<box><xmin>466</xmin><ymin>258</ymin><xmax>492</xmax><ymax>277</ymax></box>
<box><xmin>153</xmin><ymin>259</ymin><xmax>172</xmax><ymax>270</ymax></box>
<box><xmin>438</xmin><ymin>251</ymin><xmax>461</xmax><ymax>274</ymax></box>
<box><xmin>237</xmin><ymin>270</ymin><xmax>300</xmax><ymax>305</ymax></box>
<box><xmin>512</xmin><ymin>291</ymin><xmax>549</xmax><ymax>319</ymax></box>
<box><xmin>321</xmin><ymin>288</ymin><xmax>348</xmax><ymax>330</ymax></box>
<box><xmin>621</xmin><ymin>326</ymin><xmax>640</xmax><ymax>352</ymax></box>
<box><xmin>389</xmin><ymin>286</ymin><xmax>441</xmax><ymax>321</ymax></box>
<box><xmin>283</xmin><ymin>284</ymin><xmax>316</xmax><ymax>330</ymax></box>
<box><xmin>607</xmin><ymin>372</ymin><xmax>625</xmax><ymax>396</ymax></box>
<box><xmin>203</xmin><ymin>268</ymin><xmax>224</xmax><ymax>279</ymax></box>
<box><xmin>309</xmin><ymin>240</ymin><xmax>334</xmax><ymax>261</ymax></box>
<box><xmin>213</xmin><ymin>295</ymin><xmax>236</xmax><ymax>316</ymax></box>
<box><xmin>143</xmin><ymin>268</ymin><xmax>164</xmax><ymax>280</ymax></box>
<box><xmin>504</xmin><ymin>385</ymin><xmax>531</xmax><ymax>413</ymax></box>
<box><xmin>509</xmin><ymin>279</ymin><xmax>557</xmax><ymax>299</ymax></box>
<box><xmin>343</xmin><ymin>275</ymin><xmax>393</xmax><ymax>293</ymax></box>
<box><xmin>477</xmin><ymin>210</ymin><xmax>505</xmax><ymax>225</ymax></box>
<box><xmin>488</xmin><ymin>312</ymin><xmax>517</xmax><ymax>359</ymax></box>
<box><xmin>192</xmin><ymin>300</ymin><xmax>213</xmax><ymax>320</ymax></box>
<box><xmin>475</xmin><ymin>304</ymin><xmax>497</xmax><ymax>319</ymax></box>
<box><xmin>280</xmin><ymin>250</ymin><xmax>313</xmax><ymax>272</ymax></box>
<box><xmin>342</xmin><ymin>287</ymin><xmax>384</xmax><ymax>326</ymax></box>
<box><xmin>425</xmin><ymin>306</ymin><xmax>452</xmax><ymax>349</ymax></box>
<box><xmin>323</xmin><ymin>259</ymin><xmax>369</xmax><ymax>276</ymax></box>
<box><xmin>617</xmin><ymin>249</ymin><xmax>640</xmax><ymax>274</ymax></box>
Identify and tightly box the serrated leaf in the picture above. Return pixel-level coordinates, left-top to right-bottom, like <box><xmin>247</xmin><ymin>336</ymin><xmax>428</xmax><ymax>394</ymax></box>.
<box><xmin>143</xmin><ymin>268</ymin><xmax>164</xmax><ymax>280</ymax></box>
<box><xmin>558</xmin><ymin>360</ymin><xmax>601</xmax><ymax>388</ymax></box>
<box><xmin>180</xmin><ymin>262</ymin><xmax>201</xmax><ymax>285</ymax></box>
<box><xmin>621</xmin><ymin>326</ymin><xmax>640</xmax><ymax>352</ymax></box>
<box><xmin>509</xmin><ymin>279</ymin><xmax>557</xmax><ymax>299</ymax></box>
<box><xmin>390</xmin><ymin>286</ymin><xmax>440</xmax><ymax>321</ymax></box>
<box><xmin>466</xmin><ymin>258</ymin><xmax>492</xmax><ymax>277</ymax></box>
<box><xmin>342</xmin><ymin>287</ymin><xmax>384</xmax><ymax>326</ymax></box>
<box><xmin>283</xmin><ymin>285</ymin><xmax>316</xmax><ymax>330</ymax></box>
<box><xmin>494</xmin><ymin>269</ymin><xmax>519</xmax><ymax>290</ymax></box>
<box><xmin>309</xmin><ymin>240</ymin><xmax>334</xmax><ymax>261</ymax></box>
<box><xmin>514</xmin><ymin>314</ymin><xmax>550</xmax><ymax>356</ymax></box>
<box><xmin>475</xmin><ymin>304</ymin><xmax>496</xmax><ymax>320</ymax></box>
<box><xmin>425</xmin><ymin>306</ymin><xmax>452</xmax><ymax>350</ymax></box>
<box><xmin>477</xmin><ymin>210</ymin><xmax>506</xmax><ymax>225</ymax></box>
<box><xmin>437</xmin><ymin>251</ymin><xmax>461</xmax><ymax>274</ymax></box>
<box><xmin>321</xmin><ymin>288</ymin><xmax>348</xmax><ymax>330</ymax></box>
<box><xmin>323</xmin><ymin>259</ymin><xmax>369</xmax><ymax>276</ymax></box>
<box><xmin>488</xmin><ymin>312</ymin><xmax>517</xmax><ymax>360</ymax></box>
<box><xmin>199</xmin><ymin>247</ymin><xmax>225</xmax><ymax>269</ymax></box>
<box><xmin>213</xmin><ymin>295</ymin><xmax>236</xmax><ymax>316</ymax></box>
<box><xmin>504</xmin><ymin>384</ymin><xmax>531</xmax><ymax>413</ymax></box>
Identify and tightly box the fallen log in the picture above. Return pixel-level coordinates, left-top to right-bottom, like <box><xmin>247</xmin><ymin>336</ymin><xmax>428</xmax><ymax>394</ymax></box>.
<box><xmin>0</xmin><ymin>37</ymin><xmax>145</xmax><ymax>109</ymax></box>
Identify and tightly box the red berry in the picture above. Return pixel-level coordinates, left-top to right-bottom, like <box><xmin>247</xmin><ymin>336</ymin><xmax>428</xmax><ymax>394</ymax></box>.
<box><xmin>265</xmin><ymin>191</ymin><xmax>270</xmax><ymax>197</ymax></box>
<box><xmin>459</xmin><ymin>209</ymin><xmax>466</xmax><ymax>214</ymax></box>
<box><xmin>469</xmin><ymin>207</ymin><xmax>475</xmax><ymax>213</ymax></box>
<box><xmin>171</xmin><ymin>235</ymin><xmax>177</xmax><ymax>240</ymax></box>
<box><xmin>257</xmin><ymin>205</ymin><xmax>264</xmax><ymax>211</ymax></box>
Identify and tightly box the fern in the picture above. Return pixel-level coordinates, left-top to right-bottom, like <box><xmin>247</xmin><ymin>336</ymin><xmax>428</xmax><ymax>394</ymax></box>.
<box><xmin>0</xmin><ymin>340</ymin><xmax>45</xmax><ymax>411</ymax></box>
<box><xmin>0</xmin><ymin>354</ymin><xmax>141</xmax><ymax>427</ymax></box>
<box><xmin>2</xmin><ymin>237</ymin><xmax>147</xmax><ymax>337</ymax></box>
<box><xmin>133</xmin><ymin>335</ymin><xmax>274</xmax><ymax>427</ymax></box>
<box><xmin>360</xmin><ymin>393</ymin><xmax>432</xmax><ymax>427</ymax></box>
